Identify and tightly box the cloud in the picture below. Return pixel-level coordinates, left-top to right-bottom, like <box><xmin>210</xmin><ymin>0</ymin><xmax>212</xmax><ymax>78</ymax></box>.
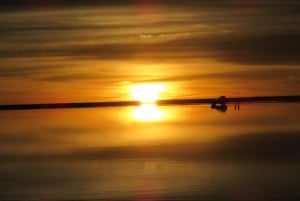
<box><xmin>1</xmin><ymin>0</ymin><xmax>300</xmax><ymax>11</ymax></box>
<box><xmin>1</xmin><ymin>1</ymin><xmax>300</xmax><ymax>65</ymax></box>
<box><xmin>137</xmin><ymin>69</ymin><xmax>300</xmax><ymax>83</ymax></box>
<box><xmin>0</xmin><ymin>65</ymin><xmax>59</xmax><ymax>77</ymax></box>
<box><xmin>0</xmin><ymin>0</ymin><xmax>127</xmax><ymax>10</ymax></box>
<box><xmin>2</xmin><ymin>32</ymin><xmax>300</xmax><ymax>65</ymax></box>
<box><xmin>42</xmin><ymin>73</ymin><xmax>105</xmax><ymax>82</ymax></box>
<box><xmin>206</xmin><ymin>33</ymin><xmax>300</xmax><ymax>65</ymax></box>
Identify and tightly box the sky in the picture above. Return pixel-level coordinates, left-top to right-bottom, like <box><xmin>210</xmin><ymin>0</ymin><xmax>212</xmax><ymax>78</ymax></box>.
<box><xmin>0</xmin><ymin>0</ymin><xmax>300</xmax><ymax>104</ymax></box>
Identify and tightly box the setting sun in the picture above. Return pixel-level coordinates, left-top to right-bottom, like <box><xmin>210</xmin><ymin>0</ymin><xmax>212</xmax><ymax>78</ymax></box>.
<box><xmin>131</xmin><ymin>83</ymin><xmax>166</xmax><ymax>103</ymax></box>
<box><xmin>130</xmin><ymin>83</ymin><xmax>167</xmax><ymax>121</ymax></box>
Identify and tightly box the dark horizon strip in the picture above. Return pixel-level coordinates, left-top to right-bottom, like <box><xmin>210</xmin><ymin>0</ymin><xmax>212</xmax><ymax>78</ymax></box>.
<box><xmin>0</xmin><ymin>95</ymin><xmax>300</xmax><ymax>110</ymax></box>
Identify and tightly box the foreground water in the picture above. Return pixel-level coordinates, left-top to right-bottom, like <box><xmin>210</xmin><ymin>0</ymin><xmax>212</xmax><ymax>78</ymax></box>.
<box><xmin>1</xmin><ymin>160</ymin><xmax>300</xmax><ymax>201</ymax></box>
<box><xmin>0</xmin><ymin>103</ymin><xmax>300</xmax><ymax>200</ymax></box>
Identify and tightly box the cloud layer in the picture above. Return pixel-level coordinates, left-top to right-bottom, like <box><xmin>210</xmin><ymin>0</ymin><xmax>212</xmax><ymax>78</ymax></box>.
<box><xmin>0</xmin><ymin>2</ymin><xmax>300</xmax><ymax>102</ymax></box>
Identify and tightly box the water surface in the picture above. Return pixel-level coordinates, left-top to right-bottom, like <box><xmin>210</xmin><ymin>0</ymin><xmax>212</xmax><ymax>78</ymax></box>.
<box><xmin>0</xmin><ymin>103</ymin><xmax>300</xmax><ymax>200</ymax></box>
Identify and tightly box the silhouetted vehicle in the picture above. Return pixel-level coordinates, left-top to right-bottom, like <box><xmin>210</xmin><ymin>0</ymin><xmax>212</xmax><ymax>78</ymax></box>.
<box><xmin>211</xmin><ymin>96</ymin><xmax>227</xmax><ymax>112</ymax></box>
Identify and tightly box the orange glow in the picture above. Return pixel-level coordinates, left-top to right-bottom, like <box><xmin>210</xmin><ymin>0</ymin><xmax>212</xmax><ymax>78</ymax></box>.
<box><xmin>131</xmin><ymin>83</ymin><xmax>166</xmax><ymax>103</ymax></box>
<box><xmin>130</xmin><ymin>83</ymin><xmax>167</xmax><ymax>121</ymax></box>
<box><xmin>132</xmin><ymin>104</ymin><xmax>165</xmax><ymax>122</ymax></box>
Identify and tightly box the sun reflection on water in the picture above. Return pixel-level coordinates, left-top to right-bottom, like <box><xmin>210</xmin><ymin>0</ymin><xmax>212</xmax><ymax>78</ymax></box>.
<box><xmin>130</xmin><ymin>83</ymin><xmax>167</xmax><ymax>121</ymax></box>
<box><xmin>132</xmin><ymin>104</ymin><xmax>165</xmax><ymax>122</ymax></box>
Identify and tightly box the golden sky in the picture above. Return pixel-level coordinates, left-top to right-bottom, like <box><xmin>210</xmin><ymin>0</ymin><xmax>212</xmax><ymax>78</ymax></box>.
<box><xmin>0</xmin><ymin>2</ymin><xmax>299</xmax><ymax>104</ymax></box>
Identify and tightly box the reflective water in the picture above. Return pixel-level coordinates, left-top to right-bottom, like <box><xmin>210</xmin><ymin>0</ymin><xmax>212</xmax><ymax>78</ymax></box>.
<box><xmin>0</xmin><ymin>103</ymin><xmax>300</xmax><ymax>201</ymax></box>
<box><xmin>1</xmin><ymin>160</ymin><xmax>300</xmax><ymax>201</ymax></box>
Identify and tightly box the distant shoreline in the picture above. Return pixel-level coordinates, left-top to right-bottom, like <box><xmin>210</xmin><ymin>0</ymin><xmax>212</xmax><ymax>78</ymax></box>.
<box><xmin>0</xmin><ymin>95</ymin><xmax>300</xmax><ymax>110</ymax></box>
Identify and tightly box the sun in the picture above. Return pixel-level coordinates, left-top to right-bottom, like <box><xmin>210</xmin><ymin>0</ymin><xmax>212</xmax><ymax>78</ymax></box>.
<box><xmin>131</xmin><ymin>83</ymin><xmax>166</xmax><ymax>103</ymax></box>
<box><xmin>130</xmin><ymin>83</ymin><xmax>167</xmax><ymax>121</ymax></box>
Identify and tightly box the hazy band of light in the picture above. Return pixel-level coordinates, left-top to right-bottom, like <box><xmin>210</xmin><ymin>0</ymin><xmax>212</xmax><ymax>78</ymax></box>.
<box><xmin>0</xmin><ymin>95</ymin><xmax>299</xmax><ymax>110</ymax></box>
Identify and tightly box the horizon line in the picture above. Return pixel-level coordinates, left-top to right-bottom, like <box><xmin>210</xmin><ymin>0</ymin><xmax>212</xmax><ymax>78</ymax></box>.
<box><xmin>0</xmin><ymin>95</ymin><xmax>300</xmax><ymax>110</ymax></box>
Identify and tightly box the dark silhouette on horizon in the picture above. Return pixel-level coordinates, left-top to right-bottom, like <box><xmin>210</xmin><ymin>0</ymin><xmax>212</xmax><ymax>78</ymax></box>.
<box><xmin>0</xmin><ymin>95</ymin><xmax>300</xmax><ymax>111</ymax></box>
<box><xmin>211</xmin><ymin>96</ymin><xmax>228</xmax><ymax>112</ymax></box>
